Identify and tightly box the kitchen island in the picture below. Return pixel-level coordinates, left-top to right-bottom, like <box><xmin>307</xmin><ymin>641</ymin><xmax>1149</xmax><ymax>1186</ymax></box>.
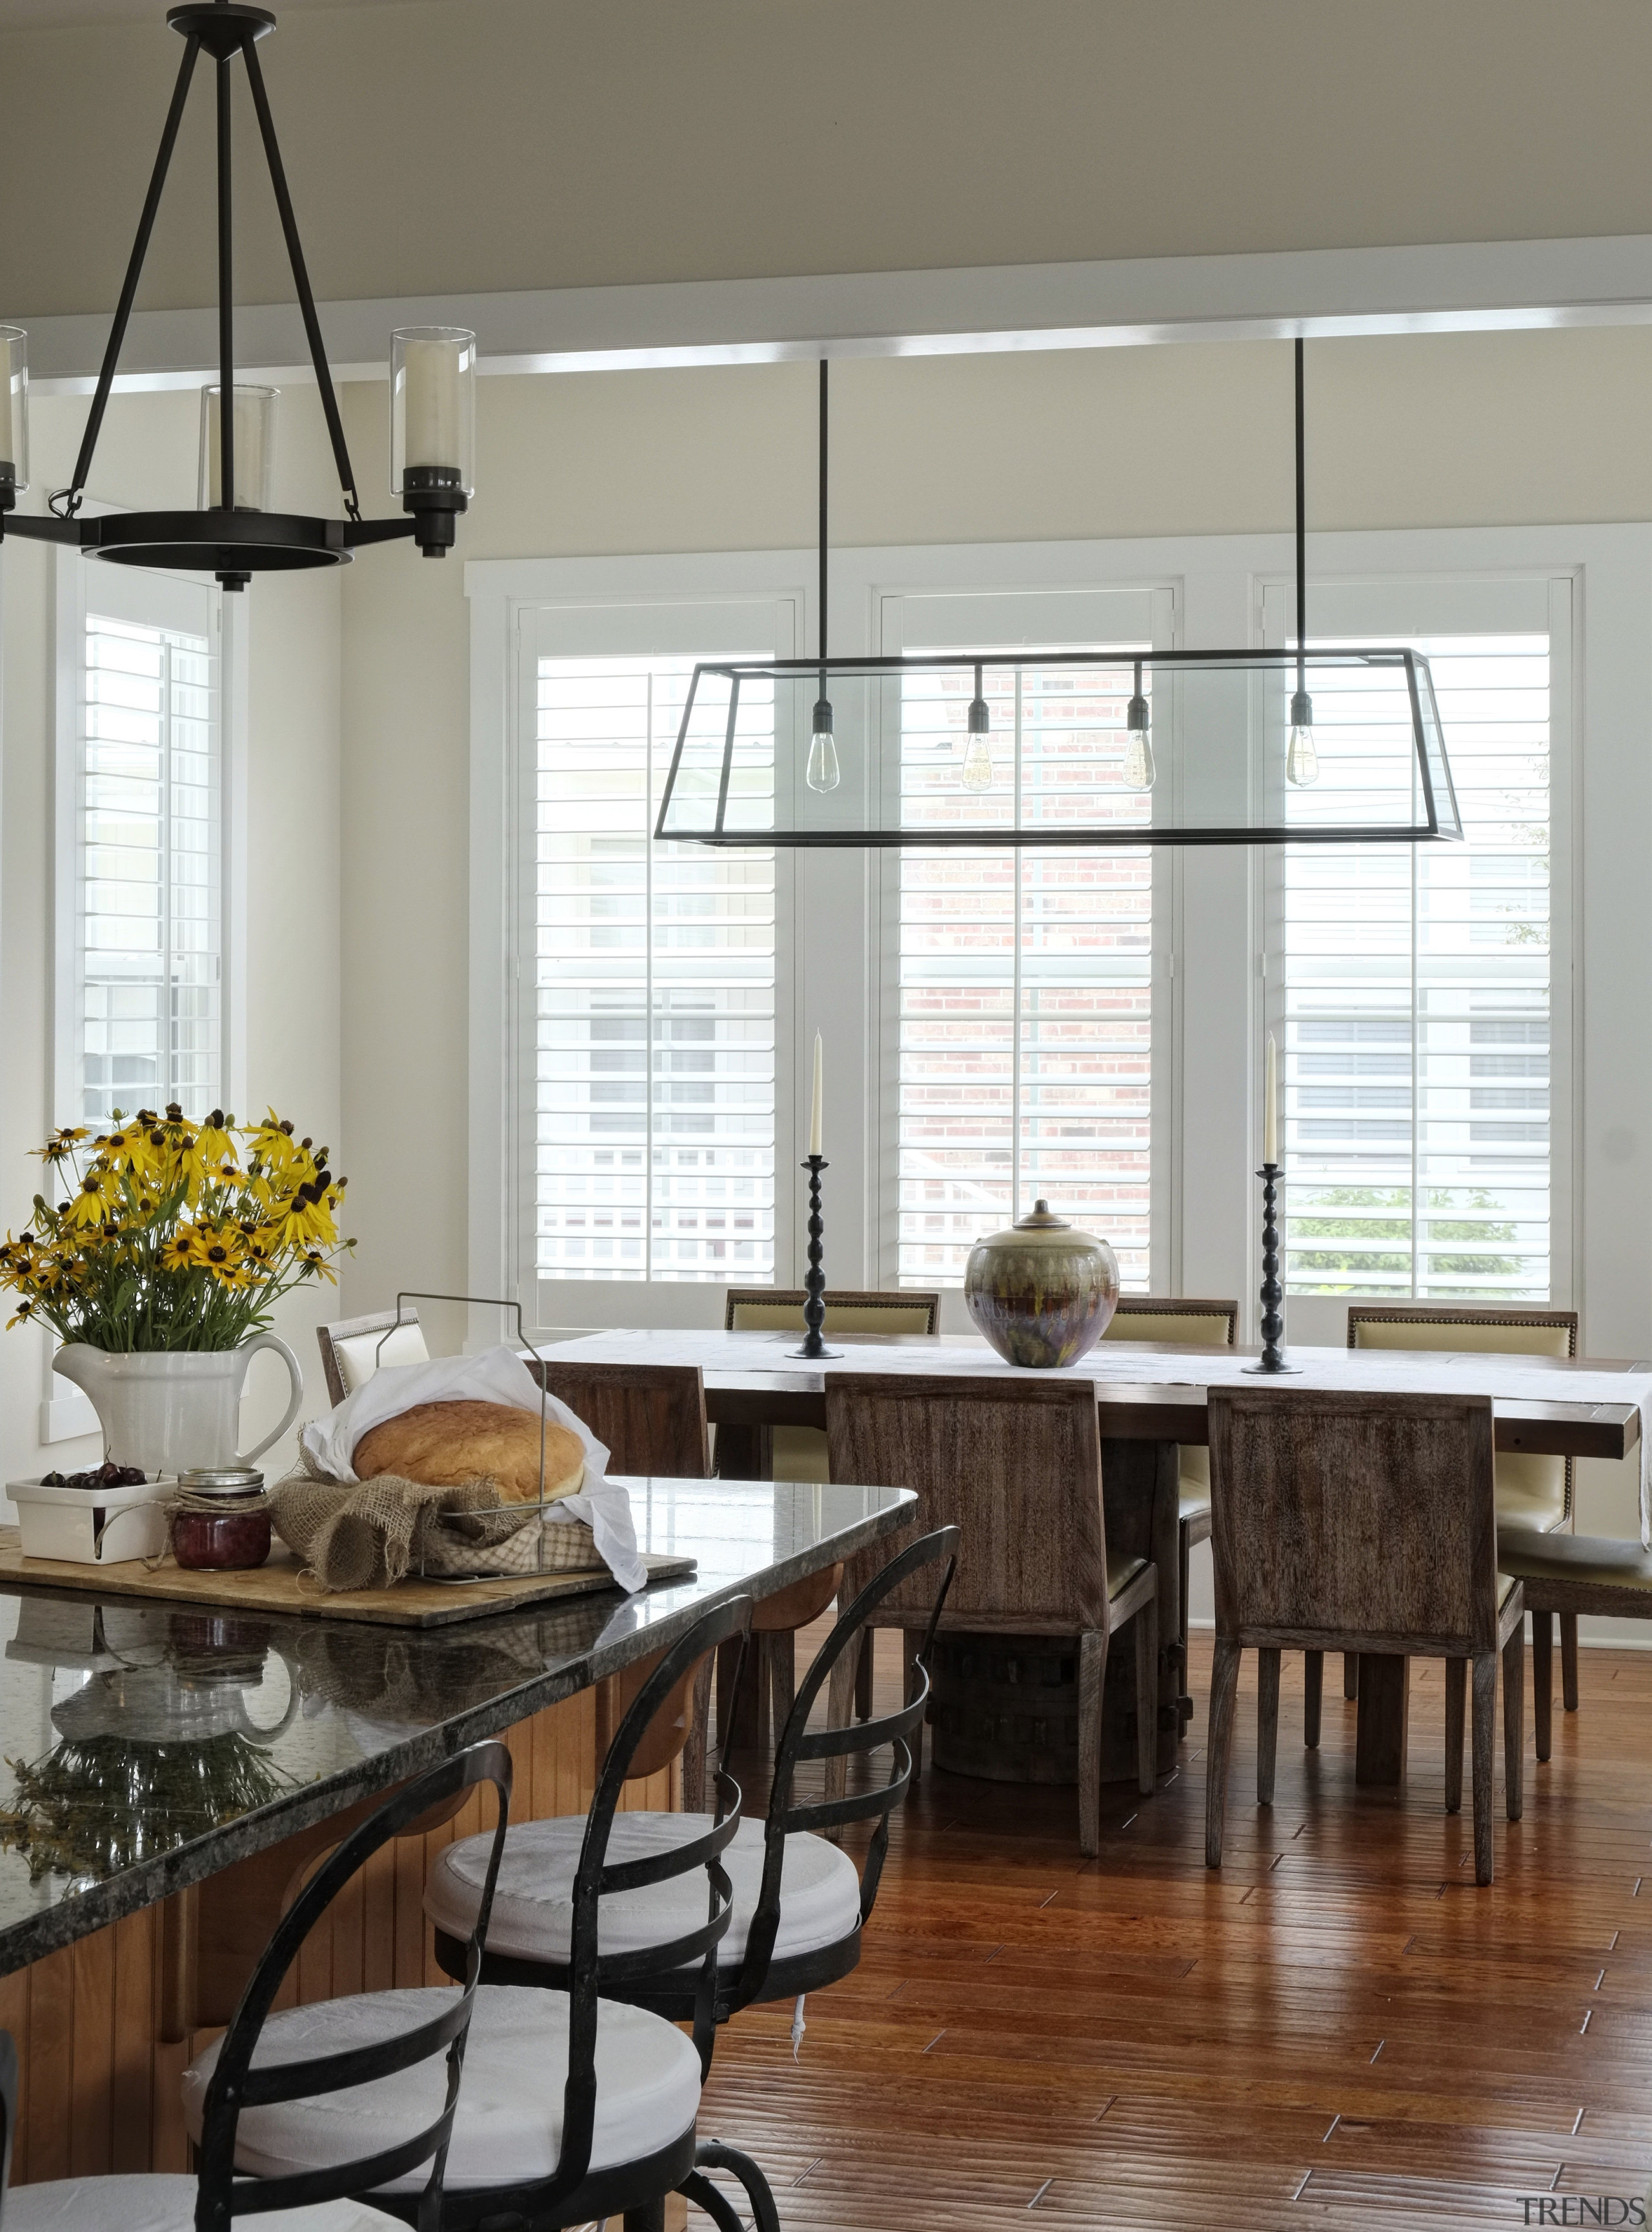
<box><xmin>0</xmin><ymin>1476</ymin><xmax>914</xmax><ymax>2186</ymax></box>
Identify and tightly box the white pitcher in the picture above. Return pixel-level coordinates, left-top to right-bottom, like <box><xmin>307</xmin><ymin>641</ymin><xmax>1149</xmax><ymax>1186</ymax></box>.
<box><xmin>52</xmin><ymin>1334</ymin><xmax>305</xmax><ymax>1476</ymax></box>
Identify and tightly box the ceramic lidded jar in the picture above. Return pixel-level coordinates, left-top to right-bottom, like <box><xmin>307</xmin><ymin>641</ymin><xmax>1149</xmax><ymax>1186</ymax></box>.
<box><xmin>964</xmin><ymin>1200</ymin><xmax>1120</xmax><ymax>1369</ymax></box>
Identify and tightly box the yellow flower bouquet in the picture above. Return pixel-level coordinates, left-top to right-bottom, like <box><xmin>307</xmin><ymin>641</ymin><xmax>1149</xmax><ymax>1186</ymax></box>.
<box><xmin>0</xmin><ymin>1105</ymin><xmax>353</xmax><ymax>1352</ymax></box>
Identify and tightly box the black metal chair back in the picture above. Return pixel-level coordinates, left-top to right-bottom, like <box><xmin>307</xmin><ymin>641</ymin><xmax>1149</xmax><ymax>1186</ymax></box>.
<box><xmin>731</xmin><ymin>1526</ymin><xmax>957</xmax><ymax>2011</ymax></box>
<box><xmin>474</xmin><ymin>1593</ymin><xmax>754</xmax><ymax>2227</ymax></box>
<box><xmin>192</xmin><ymin>1739</ymin><xmax>512</xmax><ymax>2232</ymax></box>
<box><xmin>0</xmin><ymin>2027</ymin><xmax>14</xmax><ymax>2226</ymax></box>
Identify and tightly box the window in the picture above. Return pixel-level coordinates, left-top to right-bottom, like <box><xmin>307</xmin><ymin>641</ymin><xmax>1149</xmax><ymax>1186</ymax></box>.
<box><xmin>876</xmin><ymin>587</ymin><xmax>1173</xmax><ymax>1293</ymax></box>
<box><xmin>478</xmin><ymin>543</ymin><xmax>1585</xmax><ymax>1337</ymax></box>
<box><xmin>1271</xmin><ymin>608</ymin><xmax>1562</xmax><ymax>1301</ymax></box>
<box><xmin>57</xmin><ymin>565</ymin><xmax>226</xmax><ymax>1126</ymax></box>
<box><xmin>520</xmin><ymin>600</ymin><xmax>793</xmax><ymax>1306</ymax></box>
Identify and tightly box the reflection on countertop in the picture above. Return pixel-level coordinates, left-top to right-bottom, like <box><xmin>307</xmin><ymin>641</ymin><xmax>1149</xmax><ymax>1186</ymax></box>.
<box><xmin>0</xmin><ymin>1477</ymin><xmax>914</xmax><ymax>1973</ymax></box>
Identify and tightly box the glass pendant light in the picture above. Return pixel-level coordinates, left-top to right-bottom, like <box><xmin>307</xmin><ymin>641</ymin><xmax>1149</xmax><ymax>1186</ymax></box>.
<box><xmin>805</xmin><ymin>362</ymin><xmax>841</xmax><ymax>792</ymax></box>
<box><xmin>961</xmin><ymin>663</ymin><xmax>992</xmax><ymax>790</ymax></box>
<box><xmin>1122</xmin><ymin>660</ymin><xmax>1154</xmax><ymax>790</ymax></box>
<box><xmin>655</xmin><ymin>334</ymin><xmax>1461</xmax><ymax>849</ymax></box>
<box><xmin>1285</xmin><ymin>337</ymin><xmax>1319</xmax><ymax>788</ymax></box>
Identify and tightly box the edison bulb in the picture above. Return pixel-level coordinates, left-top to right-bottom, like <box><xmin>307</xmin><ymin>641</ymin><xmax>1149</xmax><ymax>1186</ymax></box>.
<box><xmin>805</xmin><ymin>728</ymin><xmax>840</xmax><ymax>792</ymax></box>
<box><xmin>1285</xmin><ymin>686</ymin><xmax>1318</xmax><ymax>787</ymax></box>
<box><xmin>1123</xmin><ymin>685</ymin><xmax>1154</xmax><ymax>791</ymax></box>
<box><xmin>1122</xmin><ymin>729</ymin><xmax>1156</xmax><ymax>791</ymax></box>
<box><xmin>961</xmin><ymin>732</ymin><xmax>993</xmax><ymax>790</ymax></box>
<box><xmin>1285</xmin><ymin>724</ymin><xmax>1318</xmax><ymax>787</ymax></box>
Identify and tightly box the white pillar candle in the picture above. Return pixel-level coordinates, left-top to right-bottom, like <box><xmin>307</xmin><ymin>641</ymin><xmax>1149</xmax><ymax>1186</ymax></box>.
<box><xmin>809</xmin><ymin>1031</ymin><xmax>823</xmax><ymax>1156</ymax></box>
<box><xmin>403</xmin><ymin>336</ymin><xmax>461</xmax><ymax>470</ymax></box>
<box><xmin>1263</xmin><ymin>1031</ymin><xmax>1279</xmax><ymax>1165</ymax></box>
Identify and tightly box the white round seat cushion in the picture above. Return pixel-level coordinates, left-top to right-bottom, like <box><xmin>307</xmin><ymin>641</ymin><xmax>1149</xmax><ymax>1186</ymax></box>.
<box><xmin>181</xmin><ymin>1984</ymin><xmax>700</xmax><ymax>2193</ymax></box>
<box><xmin>425</xmin><ymin>1811</ymin><xmax>863</xmax><ymax>1968</ymax></box>
<box><xmin>4</xmin><ymin>2177</ymin><xmax>403</xmax><ymax>2231</ymax></box>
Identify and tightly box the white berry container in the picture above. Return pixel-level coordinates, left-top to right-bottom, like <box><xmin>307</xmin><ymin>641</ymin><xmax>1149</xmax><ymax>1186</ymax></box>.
<box><xmin>7</xmin><ymin>1476</ymin><xmax>168</xmax><ymax>1565</ymax></box>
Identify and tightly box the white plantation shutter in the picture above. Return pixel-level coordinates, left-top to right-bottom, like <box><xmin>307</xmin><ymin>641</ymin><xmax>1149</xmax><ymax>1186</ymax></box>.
<box><xmin>880</xmin><ymin>589</ymin><xmax>1170</xmax><ymax>1292</ymax></box>
<box><xmin>76</xmin><ymin>589</ymin><xmax>221</xmax><ymax>1124</ymax></box>
<box><xmin>529</xmin><ymin>648</ymin><xmax>779</xmax><ymax>1285</ymax></box>
<box><xmin>1271</xmin><ymin>610</ymin><xmax>1560</xmax><ymax>1300</ymax></box>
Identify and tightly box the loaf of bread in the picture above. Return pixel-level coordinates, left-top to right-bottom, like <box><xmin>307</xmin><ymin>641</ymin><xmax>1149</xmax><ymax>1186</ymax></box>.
<box><xmin>352</xmin><ymin>1400</ymin><xmax>585</xmax><ymax>1505</ymax></box>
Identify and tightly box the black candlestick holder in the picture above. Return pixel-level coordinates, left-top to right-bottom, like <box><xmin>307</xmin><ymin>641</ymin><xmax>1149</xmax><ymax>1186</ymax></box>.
<box><xmin>789</xmin><ymin>1154</ymin><xmax>842</xmax><ymax>1360</ymax></box>
<box><xmin>1244</xmin><ymin>1161</ymin><xmax>1298</xmax><ymax>1374</ymax></box>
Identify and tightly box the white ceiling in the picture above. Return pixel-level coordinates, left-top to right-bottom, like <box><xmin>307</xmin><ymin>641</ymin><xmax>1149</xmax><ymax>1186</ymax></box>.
<box><xmin>0</xmin><ymin>0</ymin><xmax>423</xmax><ymax>27</ymax></box>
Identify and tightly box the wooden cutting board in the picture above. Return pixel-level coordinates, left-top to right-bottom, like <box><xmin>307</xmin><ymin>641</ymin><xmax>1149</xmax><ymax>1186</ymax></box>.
<box><xmin>0</xmin><ymin>1528</ymin><xmax>696</xmax><ymax>1629</ymax></box>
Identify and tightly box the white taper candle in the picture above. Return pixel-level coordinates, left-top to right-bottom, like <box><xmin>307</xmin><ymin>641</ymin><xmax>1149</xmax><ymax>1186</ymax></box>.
<box><xmin>1264</xmin><ymin>1031</ymin><xmax>1279</xmax><ymax>1165</ymax></box>
<box><xmin>808</xmin><ymin>1031</ymin><xmax>823</xmax><ymax>1156</ymax></box>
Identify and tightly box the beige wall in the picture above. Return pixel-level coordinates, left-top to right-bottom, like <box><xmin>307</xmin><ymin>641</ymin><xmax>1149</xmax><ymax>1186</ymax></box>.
<box><xmin>8</xmin><ymin>1</ymin><xmax>1652</xmax><ymax>314</ymax></box>
<box><xmin>0</xmin><ymin>385</ymin><xmax>343</xmax><ymax>1489</ymax></box>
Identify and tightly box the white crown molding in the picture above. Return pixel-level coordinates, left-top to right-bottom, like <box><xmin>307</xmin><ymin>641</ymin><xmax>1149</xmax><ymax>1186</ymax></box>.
<box><xmin>23</xmin><ymin>231</ymin><xmax>1652</xmax><ymax>392</ymax></box>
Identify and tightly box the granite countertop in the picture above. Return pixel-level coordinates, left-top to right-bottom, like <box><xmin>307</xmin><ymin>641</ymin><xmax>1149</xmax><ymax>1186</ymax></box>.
<box><xmin>0</xmin><ymin>1476</ymin><xmax>914</xmax><ymax>1975</ymax></box>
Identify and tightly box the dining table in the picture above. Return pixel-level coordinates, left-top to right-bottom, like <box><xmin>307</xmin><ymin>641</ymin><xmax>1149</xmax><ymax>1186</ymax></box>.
<box><xmin>544</xmin><ymin>1326</ymin><xmax>1650</xmax><ymax>1789</ymax></box>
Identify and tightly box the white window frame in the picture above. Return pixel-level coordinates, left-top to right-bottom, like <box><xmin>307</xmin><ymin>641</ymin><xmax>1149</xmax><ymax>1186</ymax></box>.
<box><xmin>1254</xmin><ymin>565</ymin><xmax>1576</xmax><ymax>1342</ymax></box>
<box><xmin>472</xmin><ymin>525</ymin><xmax>1652</xmax><ymax>1370</ymax></box>
<box><xmin>45</xmin><ymin>547</ymin><xmax>247</xmax><ymax>1440</ymax></box>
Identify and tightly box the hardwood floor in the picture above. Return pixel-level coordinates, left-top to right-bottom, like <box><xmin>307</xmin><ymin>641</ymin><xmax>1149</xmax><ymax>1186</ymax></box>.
<box><xmin>699</xmin><ymin>1627</ymin><xmax>1652</xmax><ymax>2229</ymax></box>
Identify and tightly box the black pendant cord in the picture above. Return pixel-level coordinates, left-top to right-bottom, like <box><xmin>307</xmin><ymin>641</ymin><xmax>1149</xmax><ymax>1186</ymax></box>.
<box><xmin>1294</xmin><ymin>336</ymin><xmax>1307</xmax><ymax>696</ymax></box>
<box><xmin>56</xmin><ymin>36</ymin><xmax>201</xmax><ymax>517</ymax></box>
<box><xmin>241</xmin><ymin>33</ymin><xmax>362</xmax><ymax>522</ymax></box>
<box><xmin>818</xmin><ymin>359</ymin><xmax>829</xmax><ymax>689</ymax></box>
<box><xmin>217</xmin><ymin>48</ymin><xmax>236</xmax><ymax>516</ymax></box>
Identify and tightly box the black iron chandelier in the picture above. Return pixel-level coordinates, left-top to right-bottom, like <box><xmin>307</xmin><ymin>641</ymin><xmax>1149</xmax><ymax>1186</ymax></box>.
<box><xmin>0</xmin><ymin>0</ymin><xmax>473</xmax><ymax>590</ymax></box>
<box><xmin>655</xmin><ymin>346</ymin><xmax>1462</xmax><ymax>849</ymax></box>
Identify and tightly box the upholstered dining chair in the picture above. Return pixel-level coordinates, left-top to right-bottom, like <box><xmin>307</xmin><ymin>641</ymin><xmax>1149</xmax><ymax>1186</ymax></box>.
<box><xmin>1495</xmin><ymin>1531</ymin><xmax>1652</xmax><ymax>1761</ymax></box>
<box><xmin>0</xmin><ymin>1745</ymin><xmax>512</xmax><ymax>2232</ymax></box>
<box><xmin>316</xmin><ymin>1306</ymin><xmax>430</xmax><ymax>1407</ymax></box>
<box><xmin>1347</xmin><ymin>1303</ymin><xmax>1581</xmax><ymax>1725</ymax></box>
<box><xmin>1102</xmin><ymin>1298</ymin><xmax>1238</xmax><ymax>1731</ymax></box>
<box><xmin>825</xmin><ymin>1373</ymin><xmax>1158</xmax><ymax>1855</ymax></box>
<box><xmin>1205</xmin><ymin>1386</ymin><xmax>1524</xmax><ymax>1885</ymax></box>
<box><xmin>723</xmin><ymin>1289</ymin><xmax>942</xmax><ymax>1740</ymax></box>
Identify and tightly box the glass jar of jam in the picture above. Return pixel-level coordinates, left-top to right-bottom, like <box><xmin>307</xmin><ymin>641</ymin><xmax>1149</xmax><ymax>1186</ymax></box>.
<box><xmin>171</xmin><ymin>1469</ymin><xmax>271</xmax><ymax>1571</ymax></box>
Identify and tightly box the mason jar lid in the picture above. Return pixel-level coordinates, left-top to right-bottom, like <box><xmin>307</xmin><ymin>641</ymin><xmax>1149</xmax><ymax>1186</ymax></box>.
<box><xmin>177</xmin><ymin>1467</ymin><xmax>265</xmax><ymax>1497</ymax></box>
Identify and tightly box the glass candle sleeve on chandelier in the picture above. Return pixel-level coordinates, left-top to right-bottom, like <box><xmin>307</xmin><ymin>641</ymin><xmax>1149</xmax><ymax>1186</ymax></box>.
<box><xmin>197</xmin><ymin>385</ymin><xmax>277</xmax><ymax>512</ymax></box>
<box><xmin>391</xmin><ymin>327</ymin><xmax>477</xmax><ymax>499</ymax></box>
<box><xmin>1</xmin><ymin>326</ymin><xmax>28</xmax><ymax>495</ymax></box>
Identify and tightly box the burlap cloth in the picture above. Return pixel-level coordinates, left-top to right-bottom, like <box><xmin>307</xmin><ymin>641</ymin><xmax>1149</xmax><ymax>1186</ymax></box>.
<box><xmin>270</xmin><ymin>1450</ymin><xmax>609</xmax><ymax>1593</ymax></box>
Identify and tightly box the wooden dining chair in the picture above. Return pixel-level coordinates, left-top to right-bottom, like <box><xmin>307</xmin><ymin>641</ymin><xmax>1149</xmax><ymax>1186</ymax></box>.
<box><xmin>1347</xmin><ymin>1303</ymin><xmax>1580</xmax><ymax>1722</ymax></box>
<box><xmin>824</xmin><ymin>1372</ymin><xmax>1158</xmax><ymax>1855</ymax></box>
<box><xmin>724</xmin><ymin>1285</ymin><xmax>942</xmax><ymax>1733</ymax></box>
<box><xmin>315</xmin><ymin>1305</ymin><xmax>430</xmax><ymax>1406</ymax></box>
<box><xmin>1102</xmin><ymin>1297</ymin><xmax>1237</xmax><ymax>1731</ymax></box>
<box><xmin>1205</xmin><ymin>1386</ymin><xmax>1524</xmax><ymax>1885</ymax></box>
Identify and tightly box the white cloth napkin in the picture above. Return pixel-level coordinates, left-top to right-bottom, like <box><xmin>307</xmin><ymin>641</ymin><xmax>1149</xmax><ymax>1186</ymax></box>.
<box><xmin>298</xmin><ymin>1345</ymin><xmax>648</xmax><ymax>1592</ymax></box>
